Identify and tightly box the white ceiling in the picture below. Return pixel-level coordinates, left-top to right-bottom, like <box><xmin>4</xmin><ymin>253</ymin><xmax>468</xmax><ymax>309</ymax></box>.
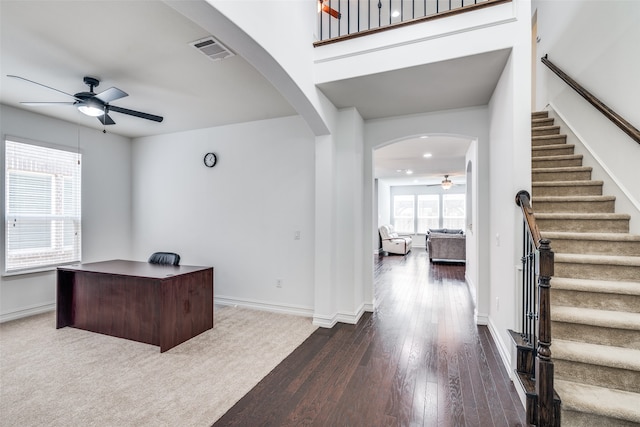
<box><xmin>0</xmin><ymin>1</ymin><xmax>510</xmax><ymax>181</ymax></box>
<box><xmin>374</xmin><ymin>135</ymin><xmax>471</xmax><ymax>186</ymax></box>
<box><xmin>0</xmin><ymin>0</ymin><xmax>296</xmax><ymax>138</ymax></box>
<box><xmin>317</xmin><ymin>49</ymin><xmax>511</xmax><ymax>121</ymax></box>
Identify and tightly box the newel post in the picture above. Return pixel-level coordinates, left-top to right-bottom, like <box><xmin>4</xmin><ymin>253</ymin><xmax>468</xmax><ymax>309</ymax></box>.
<box><xmin>536</xmin><ymin>239</ymin><xmax>556</xmax><ymax>426</ymax></box>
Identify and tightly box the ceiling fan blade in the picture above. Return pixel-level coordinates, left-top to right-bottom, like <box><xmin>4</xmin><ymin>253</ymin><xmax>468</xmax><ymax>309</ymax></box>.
<box><xmin>108</xmin><ymin>105</ymin><xmax>163</xmax><ymax>123</ymax></box>
<box><xmin>97</xmin><ymin>113</ymin><xmax>116</xmax><ymax>125</ymax></box>
<box><xmin>7</xmin><ymin>74</ymin><xmax>79</xmax><ymax>100</ymax></box>
<box><xmin>95</xmin><ymin>87</ymin><xmax>128</xmax><ymax>103</ymax></box>
<box><xmin>21</xmin><ymin>101</ymin><xmax>75</xmax><ymax>106</ymax></box>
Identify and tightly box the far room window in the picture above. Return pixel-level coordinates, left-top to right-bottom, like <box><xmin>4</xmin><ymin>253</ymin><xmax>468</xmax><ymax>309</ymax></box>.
<box><xmin>4</xmin><ymin>138</ymin><xmax>82</xmax><ymax>274</ymax></box>
<box><xmin>393</xmin><ymin>195</ymin><xmax>415</xmax><ymax>233</ymax></box>
<box><xmin>417</xmin><ymin>195</ymin><xmax>439</xmax><ymax>233</ymax></box>
<box><xmin>443</xmin><ymin>193</ymin><xmax>465</xmax><ymax>230</ymax></box>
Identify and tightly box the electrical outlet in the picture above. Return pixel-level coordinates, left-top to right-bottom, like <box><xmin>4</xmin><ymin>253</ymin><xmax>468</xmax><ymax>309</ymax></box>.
<box><xmin>276</xmin><ymin>278</ymin><xmax>282</xmax><ymax>288</ymax></box>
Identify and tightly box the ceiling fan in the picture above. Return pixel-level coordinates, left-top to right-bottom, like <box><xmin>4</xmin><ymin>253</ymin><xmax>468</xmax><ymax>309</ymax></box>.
<box><xmin>423</xmin><ymin>174</ymin><xmax>457</xmax><ymax>190</ymax></box>
<box><xmin>7</xmin><ymin>74</ymin><xmax>163</xmax><ymax>125</ymax></box>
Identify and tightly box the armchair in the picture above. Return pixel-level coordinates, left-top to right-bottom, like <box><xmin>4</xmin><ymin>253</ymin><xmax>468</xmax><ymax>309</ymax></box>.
<box><xmin>379</xmin><ymin>225</ymin><xmax>412</xmax><ymax>255</ymax></box>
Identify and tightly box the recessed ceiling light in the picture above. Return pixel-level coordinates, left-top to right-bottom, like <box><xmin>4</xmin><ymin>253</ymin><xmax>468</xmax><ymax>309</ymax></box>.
<box><xmin>391</xmin><ymin>10</ymin><xmax>400</xmax><ymax>17</ymax></box>
<box><xmin>420</xmin><ymin>135</ymin><xmax>429</xmax><ymax>139</ymax></box>
<box><xmin>406</xmin><ymin>170</ymin><xmax>413</xmax><ymax>175</ymax></box>
<box><xmin>423</xmin><ymin>153</ymin><xmax>432</xmax><ymax>158</ymax></box>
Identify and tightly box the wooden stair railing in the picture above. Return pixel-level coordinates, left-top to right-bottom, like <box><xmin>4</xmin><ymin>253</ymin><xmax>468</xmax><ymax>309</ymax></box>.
<box><xmin>511</xmin><ymin>190</ymin><xmax>560</xmax><ymax>426</ymax></box>
<box><xmin>542</xmin><ymin>54</ymin><xmax>640</xmax><ymax>144</ymax></box>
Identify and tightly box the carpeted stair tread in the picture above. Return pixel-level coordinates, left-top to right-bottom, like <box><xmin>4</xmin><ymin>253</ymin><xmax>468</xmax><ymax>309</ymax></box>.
<box><xmin>536</xmin><ymin>212</ymin><xmax>630</xmax><ymax>221</ymax></box>
<box><xmin>555</xmin><ymin>380</ymin><xmax>640</xmax><ymax>424</ymax></box>
<box><xmin>532</xmin><ymin>111</ymin><xmax>549</xmax><ymax>119</ymax></box>
<box><xmin>552</xmin><ymin>277</ymin><xmax>640</xmax><ymax>296</ymax></box>
<box><xmin>553</xmin><ymin>339</ymin><xmax>640</xmax><ymax>371</ymax></box>
<box><xmin>551</xmin><ymin>305</ymin><xmax>640</xmax><ymax>330</ymax></box>
<box><xmin>534</xmin><ymin>195</ymin><xmax>616</xmax><ymax>203</ymax></box>
<box><xmin>542</xmin><ymin>231</ymin><xmax>640</xmax><ymax>242</ymax></box>
<box><xmin>533</xmin><ymin>180</ymin><xmax>603</xmax><ymax>187</ymax></box>
<box><xmin>532</xmin><ymin>166</ymin><xmax>591</xmax><ymax>173</ymax></box>
<box><xmin>532</xmin><ymin>143</ymin><xmax>574</xmax><ymax>153</ymax></box>
<box><xmin>532</xmin><ymin>117</ymin><xmax>554</xmax><ymax>127</ymax></box>
<box><xmin>555</xmin><ymin>252</ymin><xmax>640</xmax><ymax>267</ymax></box>
<box><xmin>532</xmin><ymin>136</ymin><xmax>568</xmax><ymax>147</ymax></box>
<box><xmin>532</xmin><ymin>125</ymin><xmax>561</xmax><ymax>134</ymax></box>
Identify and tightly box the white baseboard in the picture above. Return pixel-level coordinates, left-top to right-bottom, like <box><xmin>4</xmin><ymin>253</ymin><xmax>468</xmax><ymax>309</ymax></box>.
<box><xmin>0</xmin><ymin>302</ymin><xmax>55</xmax><ymax>323</ymax></box>
<box><xmin>313</xmin><ymin>302</ymin><xmax>374</xmax><ymax>328</ymax></box>
<box><xmin>476</xmin><ymin>312</ymin><xmax>489</xmax><ymax>325</ymax></box>
<box><xmin>487</xmin><ymin>317</ymin><xmax>513</xmax><ymax>381</ymax></box>
<box><xmin>214</xmin><ymin>295</ymin><xmax>314</xmax><ymax>318</ymax></box>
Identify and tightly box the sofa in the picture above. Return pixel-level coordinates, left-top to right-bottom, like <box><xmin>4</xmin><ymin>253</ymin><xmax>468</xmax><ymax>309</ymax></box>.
<box><xmin>379</xmin><ymin>225</ymin><xmax>412</xmax><ymax>255</ymax></box>
<box><xmin>426</xmin><ymin>228</ymin><xmax>466</xmax><ymax>263</ymax></box>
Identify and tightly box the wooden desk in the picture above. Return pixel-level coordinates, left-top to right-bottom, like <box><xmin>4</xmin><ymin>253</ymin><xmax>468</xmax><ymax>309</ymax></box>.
<box><xmin>57</xmin><ymin>260</ymin><xmax>213</xmax><ymax>352</ymax></box>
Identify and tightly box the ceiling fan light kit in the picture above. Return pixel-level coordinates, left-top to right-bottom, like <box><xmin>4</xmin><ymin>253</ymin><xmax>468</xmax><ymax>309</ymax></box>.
<box><xmin>441</xmin><ymin>175</ymin><xmax>453</xmax><ymax>190</ymax></box>
<box><xmin>8</xmin><ymin>74</ymin><xmax>163</xmax><ymax>126</ymax></box>
<box><xmin>77</xmin><ymin>104</ymin><xmax>104</xmax><ymax>117</ymax></box>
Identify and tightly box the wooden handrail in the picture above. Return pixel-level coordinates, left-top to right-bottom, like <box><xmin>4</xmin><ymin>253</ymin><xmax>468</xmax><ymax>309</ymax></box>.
<box><xmin>515</xmin><ymin>190</ymin><xmax>542</xmax><ymax>248</ymax></box>
<box><xmin>542</xmin><ymin>55</ymin><xmax>640</xmax><ymax>144</ymax></box>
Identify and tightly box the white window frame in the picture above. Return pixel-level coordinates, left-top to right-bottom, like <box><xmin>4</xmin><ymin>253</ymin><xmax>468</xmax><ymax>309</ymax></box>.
<box><xmin>4</xmin><ymin>137</ymin><xmax>82</xmax><ymax>275</ymax></box>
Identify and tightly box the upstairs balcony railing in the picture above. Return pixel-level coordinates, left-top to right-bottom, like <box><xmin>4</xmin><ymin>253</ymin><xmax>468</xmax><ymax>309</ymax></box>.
<box><xmin>316</xmin><ymin>0</ymin><xmax>510</xmax><ymax>45</ymax></box>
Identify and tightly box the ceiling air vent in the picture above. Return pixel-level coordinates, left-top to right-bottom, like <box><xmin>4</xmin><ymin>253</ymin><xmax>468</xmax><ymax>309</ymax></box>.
<box><xmin>190</xmin><ymin>36</ymin><xmax>235</xmax><ymax>62</ymax></box>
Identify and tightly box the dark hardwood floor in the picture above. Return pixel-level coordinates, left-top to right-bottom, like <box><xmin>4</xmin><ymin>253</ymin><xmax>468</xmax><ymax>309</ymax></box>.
<box><xmin>213</xmin><ymin>250</ymin><xmax>526</xmax><ymax>426</ymax></box>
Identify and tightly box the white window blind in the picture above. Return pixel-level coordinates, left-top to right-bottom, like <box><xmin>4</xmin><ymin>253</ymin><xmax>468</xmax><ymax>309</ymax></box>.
<box><xmin>5</xmin><ymin>139</ymin><xmax>81</xmax><ymax>274</ymax></box>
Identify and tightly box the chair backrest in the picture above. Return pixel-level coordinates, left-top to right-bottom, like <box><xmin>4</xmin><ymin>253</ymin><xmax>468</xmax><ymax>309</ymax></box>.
<box><xmin>379</xmin><ymin>225</ymin><xmax>397</xmax><ymax>239</ymax></box>
<box><xmin>148</xmin><ymin>252</ymin><xmax>180</xmax><ymax>266</ymax></box>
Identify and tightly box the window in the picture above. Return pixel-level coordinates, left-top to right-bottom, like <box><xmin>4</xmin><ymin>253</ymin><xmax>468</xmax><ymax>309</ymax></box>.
<box><xmin>393</xmin><ymin>195</ymin><xmax>414</xmax><ymax>233</ymax></box>
<box><xmin>389</xmin><ymin>186</ymin><xmax>466</xmax><ymax>234</ymax></box>
<box><xmin>443</xmin><ymin>193</ymin><xmax>465</xmax><ymax>229</ymax></box>
<box><xmin>417</xmin><ymin>195</ymin><xmax>439</xmax><ymax>233</ymax></box>
<box><xmin>5</xmin><ymin>139</ymin><xmax>81</xmax><ymax>274</ymax></box>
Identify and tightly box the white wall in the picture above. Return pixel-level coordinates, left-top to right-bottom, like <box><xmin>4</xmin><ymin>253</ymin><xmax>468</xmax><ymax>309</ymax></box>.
<box><xmin>465</xmin><ymin>139</ymin><xmax>479</xmax><ymax>308</ymax></box>
<box><xmin>131</xmin><ymin>115</ymin><xmax>316</xmax><ymax>315</ymax></box>
<box><xmin>533</xmin><ymin>0</ymin><xmax>640</xmax><ymax>229</ymax></box>
<box><xmin>335</xmin><ymin>108</ymin><xmax>366</xmax><ymax>317</ymax></box>
<box><xmin>487</xmin><ymin>29</ymin><xmax>532</xmax><ymax>373</ymax></box>
<box><xmin>0</xmin><ymin>105</ymin><xmax>132</xmax><ymax>321</ymax></box>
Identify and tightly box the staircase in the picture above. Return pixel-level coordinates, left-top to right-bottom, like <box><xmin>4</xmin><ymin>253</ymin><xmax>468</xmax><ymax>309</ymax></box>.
<box><xmin>531</xmin><ymin>111</ymin><xmax>640</xmax><ymax>426</ymax></box>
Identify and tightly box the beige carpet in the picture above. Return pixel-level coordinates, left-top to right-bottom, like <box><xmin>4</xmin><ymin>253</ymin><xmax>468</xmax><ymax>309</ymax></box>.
<box><xmin>0</xmin><ymin>306</ymin><xmax>317</xmax><ymax>426</ymax></box>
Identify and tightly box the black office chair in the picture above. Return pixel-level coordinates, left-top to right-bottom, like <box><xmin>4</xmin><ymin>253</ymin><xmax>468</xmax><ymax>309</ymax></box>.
<box><xmin>148</xmin><ymin>252</ymin><xmax>181</xmax><ymax>266</ymax></box>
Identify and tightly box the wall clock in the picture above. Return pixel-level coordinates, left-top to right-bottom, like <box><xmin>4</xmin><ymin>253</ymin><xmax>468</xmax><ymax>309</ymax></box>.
<box><xmin>203</xmin><ymin>152</ymin><xmax>217</xmax><ymax>168</ymax></box>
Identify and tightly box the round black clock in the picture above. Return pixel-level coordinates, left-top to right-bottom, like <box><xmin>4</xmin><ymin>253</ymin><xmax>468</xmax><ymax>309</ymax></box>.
<box><xmin>203</xmin><ymin>152</ymin><xmax>217</xmax><ymax>168</ymax></box>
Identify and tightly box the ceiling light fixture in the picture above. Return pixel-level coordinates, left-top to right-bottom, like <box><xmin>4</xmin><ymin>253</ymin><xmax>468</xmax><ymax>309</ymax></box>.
<box><xmin>406</xmin><ymin>169</ymin><xmax>413</xmax><ymax>175</ymax></box>
<box><xmin>391</xmin><ymin>10</ymin><xmax>400</xmax><ymax>17</ymax></box>
<box><xmin>441</xmin><ymin>175</ymin><xmax>453</xmax><ymax>190</ymax></box>
<box><xmin>77</xmin><ymin>103</ymin><xmax>104</xmax><ymax>117</ymax></box>
<box><xmin>423</xmin><ymin>153</ymin><xmax>432</xmax><ymax>158</ymax></box>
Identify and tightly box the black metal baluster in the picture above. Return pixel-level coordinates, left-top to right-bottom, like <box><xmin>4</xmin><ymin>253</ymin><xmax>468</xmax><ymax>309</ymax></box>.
<box><xmin>389</xmin><ymin>0</ymin><xmax>392</xmax><ymax>25</ymax></box>
<box><xmin>328</xmin><ymin>0</ymin><xmax>332</xmax><ymax>38</ymax></box>
<box><xmin>378</xmin><ymin>0</ymin><xmax>382</xmax><ymax>27</ymax></box>
<box><xmin>337</xmin><ymin>0</ymin><xmax>341</xmax><ymax>36</ymax></box>
<box><xmin>319</xmin><ymin>0</ymin><xmax>323</xmax><ymax>40</ymax></box>
<box><xmin>522</xmin><ymin>222</ymin><xmax>527</xmax><ymax>340</ymax></box>
<box><xmin>358</xmin><ymin>0</ymin><xmax>361</xmax><ymax>33</ymax></box>
<box><xmin>347</xmin><ymin>0</ymin><xmax>350</xmax><ymax>34</ymax></box>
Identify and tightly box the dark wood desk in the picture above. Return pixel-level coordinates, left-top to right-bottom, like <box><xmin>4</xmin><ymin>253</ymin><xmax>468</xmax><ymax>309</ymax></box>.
<box><xmin>57</xmin><ymin>260</ymin><xmax>213</xmax><ymax>352</ymax></box>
